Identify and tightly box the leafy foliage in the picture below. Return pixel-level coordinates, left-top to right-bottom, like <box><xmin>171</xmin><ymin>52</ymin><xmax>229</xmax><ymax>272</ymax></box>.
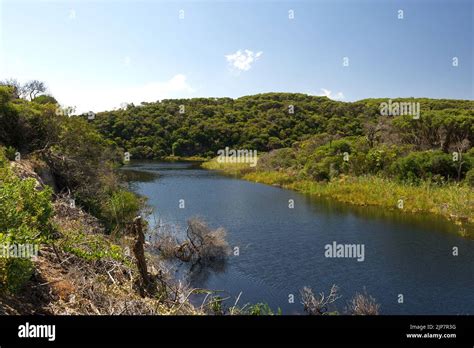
<box><xmin>92</xmin><ymin>94</ymin><xmax>473</xmax><ymax>162</ymax></box>
<box><xmin>0</xmin><ymin>149</ymin><xmax>54</xmax><ymax>292</ymax></box>
<box><xmin>100</xmin><ymin>189</ymin><xmax>142</xmax><ymax>233</ymax></box>
<box><xmin>0</xmin><ymin>85</ymin><xmax>142</xmax><ymax>233</ymax></box>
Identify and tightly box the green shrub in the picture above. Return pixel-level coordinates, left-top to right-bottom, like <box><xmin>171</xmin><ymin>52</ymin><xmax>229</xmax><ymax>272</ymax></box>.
<box><xmin>246</xmin><ymin>303</ymin><xmax>281</xmax><ymax>315</ymax></box>
<box><xmin>465</xmin><ymin>169</ymin><xmax>474</xmax><ymax>187</ymax></box>
<box><xmin>32</xmin><ymin>94</ymin><xmax>58</xmax><ymax>105</ymax></box>
<box><xmin>365</xmin><ymin>146</ymin><xmax>399</xmax><ymax>174</ymax></box>
<box><xmin>259</xmin><ymin>148</ymin><xmax>296</xmax><ymax>170</ymax></box>
<box><xmin>304</xmin><ymin>155</ymin><xmax>343</xmax><ymax>181</ymax></box>
<box><xmin>4</xmin><ymin>146</ymin><xmax>17</xmax><ymax>161</ymax></box>
<box><xmin>0</xmin><ymin>148</ymin><xmax>53</xmax><ymax>293</ymax></box>
<box><xmin>330</xmin><ymin>139</ymin><xmax>352</xmax><ymax>155</ymax></box>
<box><xmin>59</xmin><ymin>227</ymin><xmax>129</xmax><ymax>263</ymax></box>
<box><xmin>391</xmin><ymin>151</ymin><xmax>459</xmax><ymax>183</ymax></box>
<box><xmin>100</xmin><ymin>189</ymin><xmax>141</xmax><ymax>233</ymax></box>
<box><xmin>0</xmin><ymin>257</ymin><xmax>34</xmax><ymax>293</ymax></box>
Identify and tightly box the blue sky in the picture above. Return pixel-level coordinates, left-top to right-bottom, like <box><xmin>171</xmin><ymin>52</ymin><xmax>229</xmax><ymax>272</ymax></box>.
<box><xmin>0</xmin><ymin>0</ymin><xmax>472</xmax><ymax>112</ymax></box>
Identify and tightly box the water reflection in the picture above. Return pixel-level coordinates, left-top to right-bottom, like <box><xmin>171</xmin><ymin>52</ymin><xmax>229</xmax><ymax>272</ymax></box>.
<box><xmin>124</xmin><ymin>160</ymin><xmax>474</xmax><ymax>315</ymax></box>
<box><xmin>120</xmin><ymin>168</ymin><xmax>160</xmax><ymax>182</ymax></box>
<box><xmin>303</xmin><ymin>195</ymin><xmax>466</xmax><ymax>237</ymax></box>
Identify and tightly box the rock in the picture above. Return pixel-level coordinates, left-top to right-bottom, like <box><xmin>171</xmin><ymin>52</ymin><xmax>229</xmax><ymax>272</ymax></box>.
<box><xmin>10</xmin><ymin>160</ymin><xmax>44</xmax><ymax>190</ymax></box>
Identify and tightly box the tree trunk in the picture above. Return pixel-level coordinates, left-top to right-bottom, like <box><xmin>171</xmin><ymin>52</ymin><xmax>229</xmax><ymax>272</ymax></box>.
<box><xmin>131</xmin><ymin>216</ymin><xmax>153</xmax><ymax>296</ymax></box>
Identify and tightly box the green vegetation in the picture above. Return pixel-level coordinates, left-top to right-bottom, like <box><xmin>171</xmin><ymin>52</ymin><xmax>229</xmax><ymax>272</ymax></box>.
<box><xmin>0</xmin><ymin>84</ymin><xmax>142</xmax><ymax>234</ymax></box>
<box><xmin>246</xmin><ymin>303</ymin><xmax>282</xmax><ymax>316</ymax></box>
<box><xmin>58</xmin><ymin>226</ymin><xmax>128</xmax><ymax>264</ymax></box>
<box><xmin>193</xmin><ymin>96</ymin><xmax>472</xmax><ymax>234</ymax></box>
<box><xmin>0</xmin><ymin>148</ymin><xmax>54</xmax><ymax>292</ymax></box>
<box><xmin>0</xmin><ymin>83</ymin><xmax>142</xmax><ymax>295</ymax></box>
<box><xmin>93</xmin><ymin>92</ymin><xmax>473</xmax><ymax>233</ymax></box>
<box><xmin>0</xmin><ymin>78</ymin><xmax>472</xmax><ymax>312</ymax></box>
<box><xmin>0</xmin><ymin>81</ymin><xmax>271</xmax><ymax>315</ymax></box>
<box><xmin>92</xmin><ymin>94</ymin><xmax>473</xmax><ymax>162</ymax></box>
<box><xmin>203</xmin><ymin>154</ymin><xmax>473</xmax><ymax>235</ymax></box>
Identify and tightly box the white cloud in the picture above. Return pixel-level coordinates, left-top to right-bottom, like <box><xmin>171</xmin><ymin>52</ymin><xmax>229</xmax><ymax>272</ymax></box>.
<box><xmin>68</xmin><ymin>9</ymin><xmax>76</xmax><ymax>20</ymax></box>
<box><xmin>123</xmin><ymin>56</ymin><xmax>131</xmax><ymax>66</ymax></box>
<box><xmin>225</xmin><ymin>49</ymin><xmax>262</xmax><ymax>72</ymax></box>
<box><xmin>316</xmin><ymin>88</ymin><xmax>345</xmax><ymax>100</ymax></box>
<box><xmin>50</xmin><ymin>74</ymin><xmax>195</xmax><ymax>113</ymax></box>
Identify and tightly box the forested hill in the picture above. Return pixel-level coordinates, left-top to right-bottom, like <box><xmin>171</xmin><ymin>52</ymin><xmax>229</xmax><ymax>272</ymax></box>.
<box><xmin>92</xmin><ymin>93</ymin><xmax>473</xmax><ymax>160</ymax></box>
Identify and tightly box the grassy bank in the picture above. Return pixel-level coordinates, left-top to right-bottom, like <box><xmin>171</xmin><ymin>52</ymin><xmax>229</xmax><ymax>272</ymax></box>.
<box><xmin>162</xmin><ymin>155</ymin><xmax>207</xmax><ymax>162</ymax></box>
<box><xmin>202</xmin><ymin>159</ymin><xmax>474</xmax><ymax>237</ymax></box>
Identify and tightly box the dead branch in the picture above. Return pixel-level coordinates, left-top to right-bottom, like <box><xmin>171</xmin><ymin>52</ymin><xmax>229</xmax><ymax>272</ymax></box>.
<box><xmin>300</xmin><ymin>285</ymin><xmax>341</xmax><ymax>315</ymax></box>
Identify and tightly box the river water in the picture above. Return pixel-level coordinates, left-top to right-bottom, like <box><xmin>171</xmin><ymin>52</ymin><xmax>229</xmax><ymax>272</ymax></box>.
<box><xmin>123</xmin><ymin>161</ymin><xmax>474</xmax><ymax>314</ymax></box>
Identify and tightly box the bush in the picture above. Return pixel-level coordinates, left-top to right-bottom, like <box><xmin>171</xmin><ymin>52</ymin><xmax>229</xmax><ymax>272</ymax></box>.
<box><xmin>258</xmin><ymin>148</ymin><xmax>296</xmax><ymax>171</ymax></box>
<box><xmin>365</xmin><ymin>146</ymin><xmax>399</xmax><ymax>174</ymax></box>
<box><xmin>465</xmin><ymin>169</ymin><xmax>474</xmax><ymax>187</ymax></box>
<box><xmin>246</xmin><ymin>303</ymin><xmax>281</xmax><ymax>315</ymax></box>
<box><xmin>155</xmin><ymin>218</ymin><xmax>231</xmax><ymax>265</ymax></box>
<box><xmin>0</xmin><ymin>257</ymin><xmax>34</xmax><ymax>293</ymax></box>
<box><xmin>330</xmin><ymin>139</ymin><xmax>352</xmax><ymax>155</ymax></box>
<box><xmin>391</xmin><ymin>151</ymin><xmax>459</xmax><ymax>183</ymax></box>
<box><xmin>32</xmin><ymin>94</ymin><xmax>58</xmax><ymax>105</ymax></box>
<box><xmin>300</xmin><ymin>285</ymin><xmax>340</xmax><ymax>315</ymax></box>
<box><xmin>305</xmin><ymin>155</ymin><xmax>343</xmax><ymax>181</ymax></box>
<box><xmin>4</xmin><ymin>146</ymin><xmax>17</xmax><ymax>161</ymax></box>
<box><xmin>101</xmin><ymin>190</ymin><xmax>141</xmax><ymax>233</ymax></box>
<box><xmin>0</xmin><ymin>148</ymin><xmax>53</xmax><ymax>293</ymax></box>
<box><xmin>43</xmin><ymin>116</ymin><xmax>131</xmax><ymax>232</ymax></box>
<box><xmin>347</xmin><ymin>290</ymin><xmax>380</xmax><ymax>315</ymax></box>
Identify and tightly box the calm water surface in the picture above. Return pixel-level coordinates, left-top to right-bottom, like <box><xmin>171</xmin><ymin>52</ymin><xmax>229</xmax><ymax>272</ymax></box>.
<box><xmin>123</xmin><ymin>161</ymin><xmax>474</xmax><ymax>315</ymax></box>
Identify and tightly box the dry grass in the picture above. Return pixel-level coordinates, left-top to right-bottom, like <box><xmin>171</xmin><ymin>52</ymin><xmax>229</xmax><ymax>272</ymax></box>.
<box><xmin>300</xmin><ymin>285</ymin><xmax>381</xmax><ymax>315</ymax></box>
<box><xmin>346</xmin><ymin>289</ymin><xmax>380</xmax><ymax>315</ymax></box>
<box><xmin>39</xmin><ymin>245</ymin><xmax>202</xmax><ymax>315</ymax></box>
<box><xmin>1</xmin><ymin>196</ymin><xmax>206</xmax><ymax>315</ymax></box>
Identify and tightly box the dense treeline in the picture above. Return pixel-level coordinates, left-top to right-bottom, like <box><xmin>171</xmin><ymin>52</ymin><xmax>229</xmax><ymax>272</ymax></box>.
<box><xmin>92</xmin><ymin>94</ymin><xmax>472</xmax><ymax>157</ymax></box>
<box><xmin>93</xmin><ymin>93</ymin><xmax>367</xmax><ymax>158</ymax></box>
<box><xmin>92</xmin><ymin>93</ymin><xmax>473</xmax><ymax>183</ymax></box>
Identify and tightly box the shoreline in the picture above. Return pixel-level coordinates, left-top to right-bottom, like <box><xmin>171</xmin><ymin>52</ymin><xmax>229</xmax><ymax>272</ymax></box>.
<box><xmin>201</xmin><ymin>159</ymin><xmax>474</xmax><ymax>238</ymax></box>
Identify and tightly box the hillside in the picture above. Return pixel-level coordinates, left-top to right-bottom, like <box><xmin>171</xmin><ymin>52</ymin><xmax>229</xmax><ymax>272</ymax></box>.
<box><xmin>92</xmin><ymin>93</ymin><xmax>473</xmax><ymax>161</ymax></box>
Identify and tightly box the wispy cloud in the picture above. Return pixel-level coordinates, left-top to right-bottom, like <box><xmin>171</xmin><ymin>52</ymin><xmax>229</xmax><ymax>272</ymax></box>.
<box><xmin>123</xmin><ymin>56</ymin><xmax>131</xmax><ymax>66</ymax></box>
<box><xmin>51</xmin><ymin>74</ymin><xmax>195</xmax><ymax>113</ymax></box>
<box><xmin>68</xmin><ymin>9</ymin><xmax>76</xmax><ymax>20</ymax></box>
<box><xmin>316</xmin><ymin>88</ymin><xmax>345</xmax><ymax>100</ymax></box>
<box><xmin>225</xmin><ymin>49</ymin><xmax>262</xmax><ymax>72</ymax></box>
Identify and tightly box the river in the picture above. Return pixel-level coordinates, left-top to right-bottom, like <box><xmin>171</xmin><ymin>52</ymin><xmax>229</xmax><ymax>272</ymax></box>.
<box><xmin>123</xmin><ymin>161</ymin><xmax>474</xmax><ymax>315</ymax></box>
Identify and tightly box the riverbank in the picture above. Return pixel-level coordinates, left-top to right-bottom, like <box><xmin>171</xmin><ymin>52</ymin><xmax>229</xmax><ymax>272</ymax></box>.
<box><xmin>162</xmin><ymin>155</ymin><xmax>207</xmax><ymax>162</ymax></box>
<box><xmin>201</xmin><ymin>159</ymin><xmax>474</xmax><ymax>237</ymax></box>
<box><xmin>0</xmin><ymin>155</ymin><xmax>201</xmax><ymax>315</ymax></box>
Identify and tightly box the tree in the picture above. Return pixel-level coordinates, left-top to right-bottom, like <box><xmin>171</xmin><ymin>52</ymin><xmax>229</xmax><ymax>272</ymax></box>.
<box><xmin>0</xmin><ymin>78</ymin><xmax>24</xmax><ymax>99</ymax></box>
<box><xmin>0</xmin><ymin>79</ymin><xmax>47</xmax><ymax>101</ymax></box>
<box><xmin>453</xmin><ymin>138</ymin><xmax>470</xmax><ymax>181</ymax></box>
<box><xmin>23</xmin><ymin>80</ymin><xmax>46</xmax><ymax>100</ymax></box>
<box><xmin>32</xmin><ymin>94</ymin><xmax>58</xmax><ymax>105</ymax></box>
